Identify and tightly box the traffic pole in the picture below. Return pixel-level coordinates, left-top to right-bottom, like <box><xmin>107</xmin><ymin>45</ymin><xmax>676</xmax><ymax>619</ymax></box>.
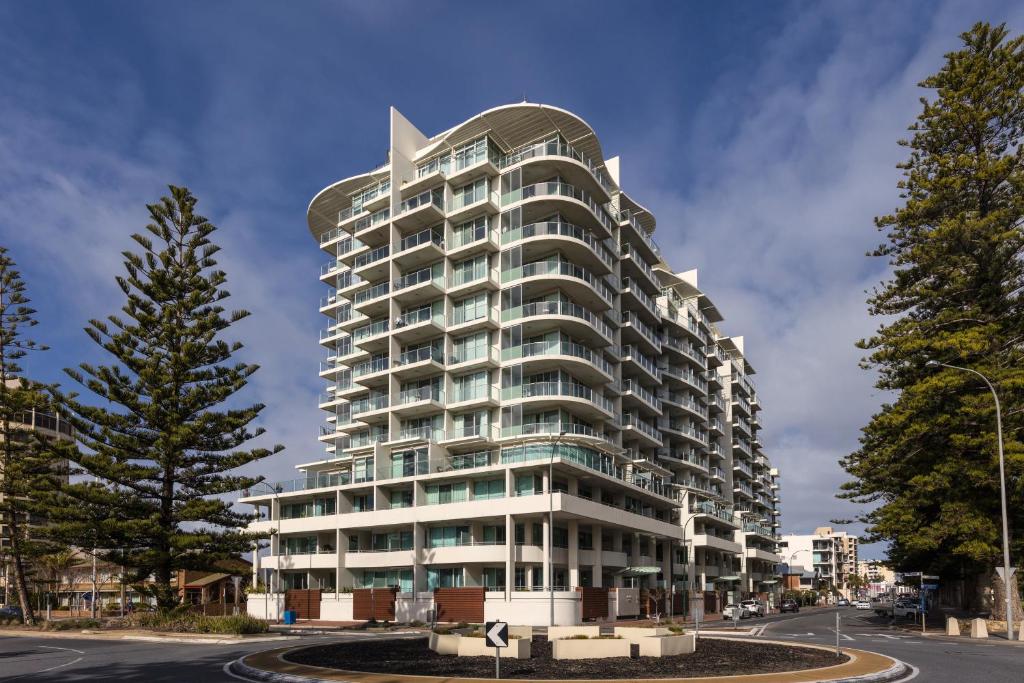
<box><xmin>835</xmin><ymin>610</ymin><xmax>841</xmax><ymax>657</ymax></box>
<box><xmin>495</xmin><ymin>645</ymin><xmax>500</xmax><ymax>679</ymax></box>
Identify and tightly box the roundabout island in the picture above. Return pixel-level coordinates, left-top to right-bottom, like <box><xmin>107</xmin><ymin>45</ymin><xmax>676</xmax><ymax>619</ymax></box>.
<box><xmin>230</xmin><ymin>625</ymin><xmax>910</xmax><ymax>683</ymax></box>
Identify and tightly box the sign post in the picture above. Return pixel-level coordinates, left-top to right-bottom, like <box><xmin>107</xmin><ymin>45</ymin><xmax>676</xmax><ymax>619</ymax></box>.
<box><xmin>485</xmin><ymin>620</ymin><xmax>508</xmax><ymax>679</ymax></box>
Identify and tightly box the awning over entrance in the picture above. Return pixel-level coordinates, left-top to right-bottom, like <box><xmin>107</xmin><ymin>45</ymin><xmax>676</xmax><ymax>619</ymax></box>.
<box><xmin>714</xmin><ymin>575</ymin><xmax>741</xmax><ymax>582</ymax></box>
<box><xmin>758</xmin><ymin>579</ymin><xmax>779</xmax><ymax>585</ymax></box>
<box><xmin>617</xmin><ymin>566</ymin><xmax>661</xmax><ymax>578</ymax></box>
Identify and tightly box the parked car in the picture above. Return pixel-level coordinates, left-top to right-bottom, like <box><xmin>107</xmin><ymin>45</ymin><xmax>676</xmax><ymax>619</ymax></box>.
<box><xmin>855</xmin><ymin>600</ymin><xmax>871</xmax><ymax>610</ymax></box>
<box><xmin>780</xmin><ymin>599</ymin><xmax>800</xmax><ymax>613</ymax></box>
<box><xmin>0</xmin><ymin>605</ymin><xmax>23</xmax><ymax>620</ymax></box>
<box><xmin>723</xmin><ymin>603</ymin><xmax>751</xmax><ymax>620</ymax></box>
<box><xmin>837</xmin><ymin>598</ymin><xmax>850</xmax><ymax>607</ymax></box>
<box><xmin>893</xmin><ymin>602</ymin><xmax>920</xmax><ymax>618</ymax></box>
<box><xmin>740</xmin><ymin>599</ymin><xmax>764</xmax><ymax>617</ymax></box>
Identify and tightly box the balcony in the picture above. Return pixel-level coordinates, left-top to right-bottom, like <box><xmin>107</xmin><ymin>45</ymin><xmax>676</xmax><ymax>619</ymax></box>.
<box><xmin>352</xmin><ymin>208</ymin><xmax>391</xmax><ymax>246</ymax></box>
<box><xmin>448</xmin><ymin>384</ymin><xmax>499</xmax><ymax>410</ymax></box>
<box><xmin>393</xmin><ymin>386</ymin><xmax>444</xmax><ymax>417</ymax></box>
<box><xmin>660</xmin><ymin>364</ymin><xmax>707</xmax><ymax>394</ymax></box>
<box><xmin>499</xmin><ymin>421</ymin><xmax>612</xmax><ymax>447</ymax></box>
<box><xmin>501</xmin><ymin>381</ymin><xmax>614</xmax><ymax>420</ymax></box>
<box><xmin>621</xmin><ymin>345</ymin><xmax>661</xmax><ymax>383</ymax></box>
<box><xmin>392</xmin><ymin>425</ymin><xmax>442</xmax><ymax>444</ymax></box>
<box><xmin>394</xmin><ymin>227</ymin><xmax>444</xmax><ymax>269</ymax></box>
<box><xmin>621</xmin><ymin>311</ymin><xmax>662</xmax><ymax>354</ymax></box>
<box><xmin>502</xmin><ymin>260</ymin><xmax>614</xmax><ymax>310</ymax></box>
<box><xmin>618</xmin><ymin>209</ymin><xmax>660</xmax><ymax>263</ymax></box>
<box><xmin>395</xmin><ymin>188</ymin><xmax>444</xmax><ymax>229</ymax></box>
<box><xmin>352</xmin><ymin>281</ymin><xmax>390</xmax><ymax>316</ymax></box>
<box><xmin>351</xmin><ymin>393</ymin><xmax>389</xmax><ymax>422</ymax></box>
<box><xmin>502</xmin><ymin>341</ymin><xmax>614</xmax><ymax>385</ymax></box>
<box><xmin>622</xmin><ymin>379</ymin><xmax>662</xmax><ymax>415</ymax></box>
<box><xmin>449</xmin><ymin>221</ymin><xmax>499</xmax><ymax>259</ymax></box>
<box><xmin>621</xmin><ymin>278</ymin><xmax>660</xmax><ymax>323</ymax></box>
<box><xmin>393</xmin><ymin>307</ymin><xmax>445</xmax><ymax>344</ymax></box>
<box><xmin>450</xmin><ymin>260</ymin><xmax>497</xmax><ymax>296</ymax></box>
<box><xmin>621</xmin><ymin>413</ymin><xmax>661</xmax><ymax>447</ymax></box>
<box><xmin>352</xmin><ymin>244</ymin><xmax>390</xmax><ymax>281</ymax></box>
<box><xmin>393</xmin><ymin>266</ymin><xmax>445</xmax><ymax>306</ymax></box>
<box><xmin>447</xmin><ymin>182</ymin><xmax>498</xmax><ymax>224</ymax></box>
<box><xmin>690</xmin><ymin>501</ymin><xmax>737</xmax><ymax>526</ymax></box>
<box><xmin>392</xmin><ymin>345</ymin><xmax>444</xmax><ymax>380</ymax></box>
<box><xmin>659</xmin><ymin>419</ymin><xmax>708</xmax><ymax>448</ymax></box>
<box><xmin>352</xmin><ymin>356</ymin><xmax>389</xmax><ymax>386</ymax></box>
<box><xmin>352</xmin><ymin>319</ymin><xmax>390</xmax><ymax>352</ymax></box>
<box><xmin>501</xmin><ymin>300</ymin><xmax>615</xmax><ymax>347</ymax></box>
<box><xmin>661</xmin><ymin>391</ymin><xmax>708</xmax><ymax>420</ymax></box>
<box><xmin>620</xmin><ymin>242</ymin><xmax>661</xmax><ymax>293</ymax></box>
<box><xmin>498</xmin><ymin>139</ymin><xmax>614</xmax><ymax>200</ymax></box>
<box><xmin>501</xmin><ymin>181</ymin><xmax>615</xmax><ymax>236</ymax></box>
<box><xmin>500</xmin><ymin>220</ymin><xmax>616</xmax><ymax>274</ymax></box>
<box><xmin>442</xmin><ymin>422</ymin><xmax>498</xmax><ymax>446</ymax></box>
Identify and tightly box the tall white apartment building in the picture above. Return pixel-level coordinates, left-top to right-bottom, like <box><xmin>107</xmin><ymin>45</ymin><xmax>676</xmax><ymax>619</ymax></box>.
<box><xmin>780</xmin><ymin>527</ymin><xmax>858</xmax><ymax>597</ymax></box>
<box><xmin>241</xmin><ymin>104</ymin><xmax>782</xmax><ymax>623</ymax></box>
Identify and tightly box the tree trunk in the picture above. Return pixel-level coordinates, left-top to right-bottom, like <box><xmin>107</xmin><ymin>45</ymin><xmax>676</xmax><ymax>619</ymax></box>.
<box><xmin>986</xmin><ymin>569</ymin><xmax>1023</xmax><ymax>622</ymax></box>
<box><xmin>8</xmin><ymin>518</ymin><xmax>35</xmax><ymax>626</ymax></box>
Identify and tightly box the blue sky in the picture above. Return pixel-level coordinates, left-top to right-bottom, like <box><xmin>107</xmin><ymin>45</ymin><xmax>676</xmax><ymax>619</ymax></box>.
<box><xmin>3</xmin><ymin>0</ymin><xmax>1022</xmax><ymax>558</ymax></box>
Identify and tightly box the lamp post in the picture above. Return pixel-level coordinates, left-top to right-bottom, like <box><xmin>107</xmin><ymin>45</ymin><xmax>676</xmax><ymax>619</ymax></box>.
<box><xmin>678</xmin><ymin>508</ymin><xmax>704</xmax><ymax>622</ymax></box>
<box><xmin>925</xmin><ymin>360</ymin><xmax>1013</xmax><ymax>640</ymax></box>
<box><xmin>548</xmin><ymin>429</ymin><xmax>566</xmax><ymax>627</ymax></box>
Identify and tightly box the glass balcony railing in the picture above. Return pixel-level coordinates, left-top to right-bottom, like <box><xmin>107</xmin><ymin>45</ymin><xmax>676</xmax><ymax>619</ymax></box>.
<box><xmin>395</xmin><ymin>267</ymin><xmax>444</xmax><ymax>291</ymax></box>
<box><xmin>352</xmin><ymin>356</ymin><xmax>389</xmax><ymax>378</ymax></box>
<box><xmin>502</xmin><ymin>341</ymin><xmax>613</xmax><ymax>377</ymax></box>
<box><xmin>501</xmin><ymin>260</ymin><xmax>614</xmax><ymax>303</ymax></box>
<box><xmin>353</xmin><ymin>245</ymin><xmax>389</xmax><ymax>270</ymax></box>
<box><xmin>623</xmin><ymin>379</ymin><xmax>661</xmax><ymax>412</ymax></box>
<box><xmin>259</xmin><ymin>471</ymin><xmax>352</xmax><ymax>494</ymax></box>
<box><xmin>660</xmin><ymin>363</ymin><xmax>707</xmax><ymax>392</ymax></box>
<box><xmin>501</xmin><ymin>381</ymin><xmax>612</xmax><ymax>414</ymax></box>
<box><xmin>398</xmin><ymin>227</ymin><xmax>443</xmax><ymax>252</ymax></box>
<box><xmin>399</xmin><ymin>188</ymin><xmax>444</xmax><ymax>214</ymax></box>
<box><xmin>353</xmin><ymin>208</ymin><xmax>389</xmax><ymax>233</ymax></box>
<box><xmin>501</xmin><ymin>182</ymin><xmax>615</xmax><ymax>232</ymax></box>
<box><xmin>622</xmin><ymin>413</ymin><xmax>660</xmax><ymax>441</ymax></box>
<box><xmin>352</xmin><ymin>319</ymin><xmax>389</xmax><ymax>342</ymax></box>
<box><xmin>397</xmin><ymin>426</ymin><xmax>442</xmax><ymax>442</ymax></box>
<box><xmin>398</xmin><ymin>307</ymin><xmax>443</xmax><ymax>328</ymax></box>
<box><xmin>618</xmin><ymin>209</ymin><xmax>660</xmax><ymax>256</ymax></box>
<box><xmin>620</xmin><ymin>242</ymin><xmax>659</xmax><ymax>284</ymax></box>
<box><xmin>350</xmin><ymin>178</ymin><xmax>391</xmax><ymax>214</ymax></box>
<box><xmin>501</xmin><ymin>300</ymin><xmax>614</xmax><ymax>340</ymax></box>
<box><xmin>353</xmin><ymin>281</ymin><xmax>389</xmax><ymax>306</ymax></box>
<box><xmin>417</xmin><ymin>155</ymin><xmax>450</xmax><ymax>178</ymax></box>
<box><xmin>451</xmin><ymin>221</ymin><xmax>490</xmax><ymax>249</ymax></box>
<box><xmin>621</xmin><ymin>278</ymin><xmax>658</xmax><ymax>315</ymax></box>
<box><xmin>500</xmin><ymin>221</ymin><xmax>616</xmax><ymax>268</ymax></box>
<box><xmin>447</xmin><ymin>450</ymin><xmax>496</xmax><ymax>469</ymax></box>
<box><xmin>320</xmin><ymin>259</ymin><xmax>343</xmax><ymax>277</ymax></box>
<box><xmin>691</xmin><ymin>500</ymin><xmax>735</xmax><ymax>524</ymax></box>
<box><xmin>663</xmin><ymin>391</ymin><xmax>708</xmax><ymax>418</ymax></box>
<box><xmin>709</xmin><ymin>466</ymin><xmax>724</xmax><ymax>479</ymax></box>
<box><xmin>622</xmin><ymin>311</ymin><xmax>661</xmax><ymax>348</ymax></box>
<box><xmin>396</xmin><ymin>345</ymin><xmax>443</xmax><ymax>366</ymax></box>
<box><xmin>622</xmin><ymin>345</ymin><xmax>661</xmax><ymax>379</ymax></box>
<box><xmin>660</xmin><ymin>419</ymin><xmax>708</xmax><ymax>445</ymax></box>
<box><xmin>352</xmin><ymin>394</ymin><xmax>388</xmax><ymax>415</ymax></box>
<box><xmin>500</xmin><ymin>421</ymin><xmax>609</xmax><ymax>442</ymax></box>
<box><xmin>497</xmin><ymin>140</ymin><xmax>614</xmax><ymax>194</ymax></box>
<box><xmin>399</xmin><ymin>386</ymin><xmax>443</xmax><ymax>404</ymax></box>
<box><xmin>451</xmin><ymin>384</ymin><xmax>496</xmax><ymax>403</ymax></box>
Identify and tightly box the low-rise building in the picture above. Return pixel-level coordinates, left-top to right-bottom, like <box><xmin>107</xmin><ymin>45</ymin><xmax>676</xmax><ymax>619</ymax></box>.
<box><xmin>779</xmin><ymin>527</ymin><xmax>859</xmax><ymax>598</ymax></box>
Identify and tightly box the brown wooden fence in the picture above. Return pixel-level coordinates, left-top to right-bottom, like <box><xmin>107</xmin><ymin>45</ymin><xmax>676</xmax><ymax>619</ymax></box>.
<box><xmin>353</xmin><ymin>587</ymin><xmax>397</xmax><ymax>621</ymax></box>
<box><xmin>577</xmin><ymin>586</ymin><xmax>609</xmax><ymax>620</ymax></box>
<box><xmin>434</xmin><ymin>587</ymin><xmax>485</xmax><ymax>623</ymax></box>
<box><xmin>285</xmin><ymin>589</ymin><xmax>321</xmax><ymax>620</ymax></box>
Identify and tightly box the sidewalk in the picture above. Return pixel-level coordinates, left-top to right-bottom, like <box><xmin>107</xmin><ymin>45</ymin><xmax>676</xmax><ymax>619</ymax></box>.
<box><xmin>0</xmin><ymin>627</ymin><xmax>298</xmax><ymax>644</ymax></box>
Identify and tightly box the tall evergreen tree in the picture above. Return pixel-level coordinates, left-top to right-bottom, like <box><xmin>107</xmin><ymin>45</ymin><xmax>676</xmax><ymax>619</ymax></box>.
<box><xmin>49</xmin><ymin>186</ymin><xmax>282</xmax><ymax>610</ymax></box>
<box><xmin>842</xmin><ymin>23</ymin><xmax>1024</xmax><ymax>616</ymax></box>
<box><xmin>0</xmin><ymin>246</ymin><xmax>59</xmax><ymax>625</ymax></box>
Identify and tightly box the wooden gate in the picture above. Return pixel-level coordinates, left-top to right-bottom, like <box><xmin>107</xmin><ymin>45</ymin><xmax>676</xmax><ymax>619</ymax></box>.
<box><xmin>353</xmin><ymin>587</ymin><xmax>397</xmax><ymax>621</ymax></box>
<box><xmin>434</xmin><ymin>587</ymin><xmax>485</xmax><ymax>623</ymax></box>
<box><xmin>577</xmin><ymin>586</ymin><xmax>609</xmax><ymax>620</ymax></box>
<box><xmin>285</xmin><ymin>589</ymin><xmax>321</xmax><ymax>620</ymax></box>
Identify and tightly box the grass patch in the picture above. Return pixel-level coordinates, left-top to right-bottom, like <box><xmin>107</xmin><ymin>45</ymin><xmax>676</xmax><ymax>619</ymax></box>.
<box><xmin>130</xmin><ymin>610</ymin><xmax>269</xmax><ymax>634</ymax></box>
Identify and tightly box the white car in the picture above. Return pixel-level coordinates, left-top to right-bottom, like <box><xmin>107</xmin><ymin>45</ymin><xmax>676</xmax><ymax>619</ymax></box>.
<box><xmin>740</xmin><ymin>599</ymin><xmax>764</xmax><ymax>617</ymax></box>
<box><xmin>855</xmin><ymin>600</ymin><xmax>871</xmax><ymax>610</ymax></box>
<box><xmin>723</xmin><ymin>603</ymin><xmax>751</xmax><ymax>620</ymax></box>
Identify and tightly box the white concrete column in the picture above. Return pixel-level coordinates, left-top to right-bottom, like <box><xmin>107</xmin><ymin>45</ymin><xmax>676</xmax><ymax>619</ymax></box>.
<box><xmin>568</xmin><ymin>519</ymin><xmax>579</xmax><ymax>589</ymax></box>
<box><xmin>542</xmin><ymin>515</ymin><xmax>551</xmax><ymax>590</ymax></box>
<box><xmin>413</xmin><ymin>521</ymin><xmax>426</xmax><ymax>592</ymax></box>
<box><xmin>505</xmin><ymin>513</ymin><xmax>514</xmax><ymax>600</ymax></box>
<box><xmin>593</xmin><ymin>524</ymin><xmax>603</xmax><ymax>588</ymax></box>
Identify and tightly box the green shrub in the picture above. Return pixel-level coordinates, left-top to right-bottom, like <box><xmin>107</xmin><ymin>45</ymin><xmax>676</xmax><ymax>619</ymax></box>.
<box><xmin>567</xmin><ymin>634</ymin><xmax>590</xmax><ymax>639</ymax></box>
<box><xmin>668</xmin><ymin>625</ymin><xmax>685</xmax><ymax>634</ymax></box>
<box><xmin>44</xmin><ymin>618</ymin><xmax>101</xmax><ymax>631</ymax></box>
<box><xmin>128</xmin><ymin>610</ymin><xmax>268</xmax><ymax>634</ymax></box>
<box><xmin>409</xmin><ymin>620</ymin><xmax>425</xmax><ymax>627</ymax></box>
<box><xmin>432</xmin><ymin>627</ymin><xmax>453</xmax><ymax>635</ymax></box>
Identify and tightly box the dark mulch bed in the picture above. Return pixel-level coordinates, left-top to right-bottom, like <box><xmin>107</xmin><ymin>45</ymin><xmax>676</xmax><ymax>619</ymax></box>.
<box><xmin>285</xmin><ymin>636</ymin><xmax>848</xmax><ymax>679</ymax></box>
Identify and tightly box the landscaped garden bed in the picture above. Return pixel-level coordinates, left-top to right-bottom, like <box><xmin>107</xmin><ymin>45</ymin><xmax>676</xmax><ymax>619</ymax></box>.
<box><xmin>285</xmin><ymin>635</ymin><xmax>848</xmax><ymax>679</ymax></box>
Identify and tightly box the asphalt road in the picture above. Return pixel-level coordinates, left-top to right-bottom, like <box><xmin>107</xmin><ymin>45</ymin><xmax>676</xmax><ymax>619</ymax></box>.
<box><xmin>0</xmin><ymin>612</ymin><xmax>1020</xmax><ymax>681</ymax></box>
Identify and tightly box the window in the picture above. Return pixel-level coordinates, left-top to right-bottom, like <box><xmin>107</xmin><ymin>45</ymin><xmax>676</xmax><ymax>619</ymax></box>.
<box><xmin>482</xmin><ymin>567</ymin><xmax>506</xmax><ymax>590</ymax></box>
<box><xmin>353</xmin><ymin>457</ymin><xmax>373</xmax><ymax>483</ymax></box>
<box><xmin>514</xmin><ymin>567</ymin><xmax>527</xmax><ymax>589</ymax></box>
<box><xmin>427</xmin><ymin>526</ymin><xmax>470</xmax><ymax>548</ymax></box>
<box><xmin>473</xmin><ymin>478</ymin><xmax>505</xmax><ymax>500</ymax></box>
<box><xmin>282</xmin><ymin>573</ymin><xmax>308</xmax><ymax>590</ymax></box>
<box><xmin>553</xmin><ymin>527</ymin><xmax>568</xmax><ymax>549</ymax></box>
<box><xmin>282</xmin><ymin>536</ymin><xmax>317</xmax><ymax>555</ymax></box>
<box><xmin>280</xmin><ymin>497</ymin><xmax>336</xmax><ymax>519</ymax></box>
<box><xmin>482</xmin><ymin>525</ymin><xmax>506</xmax><ymax>544</ymax></box>
<box><xmin>361</xmin><ymin>569</ymin><xmax>413</xmax><ymax>593</ymax></box>
<box><xmin>390</xmin><ymin>448</ymin><xmax>427</xmax><ymax>478</ymax></box>
<box><xmin>533</xmin><ymin>523</ymin><xmax>543</xmax><ymax>547</ymax></box>
<box><xmin>352</xmin><ymin>494</ymin><xmax>373</xmax><ymax>512</ymax></box>
<box><xmin>390</xmin><ymin>490</ymin><xmax>413</xmax><ymax>508</ymax></box>
<box><xmin>427</xmin><ymin>567</ymin><xmax>463</xmax><ymax>590</ymax></box>
<box><xmin>515</xmin><ymin>474</ymin><xmax>540</xmax><ymax>497</ymax></box>
<box><xmin>452</xmin><ymin>254</ymin><xmax>487</xmax><ymax>286</ymax></box>
<box><xmin>452</xmin><ymin>329</ymin><xmax>489</xmax><ymax>363</ymax></box>
<box><xmin>515</xmin><ymin>523</ymin><xmax>525</xmax><ymax>545</ymax></box>
<box><xmin>372</xmin><ymin>531</ymin><xmax>413</xmax><ymax>551</ymax></box>
<box><xmin>578</xmin><ymin>530</ymin><xmax>593</xmax><ymax>550</ymax></box>
<box><xmin>453</xmin><ymin>371</ymin><xmax>489</xmax><ymax>402</ymax></box>
<box><xmin>453</xmin><ymin>293</ymin><xmax>489</xmax><ymax>325</ymax></box>
<box><xmin>425</xmin><ymin>482</ymin><xmax>467</xmax><ymax>505</ymax></box>
<box><xmin>452</xmin><ymin>178</ymin><xmax>487</xmax><ymax>210</ymax></box>
<box><xmin>452</xmin><ymin>215</ymin><xmax>488</xmax><ymax>248</ymax></box>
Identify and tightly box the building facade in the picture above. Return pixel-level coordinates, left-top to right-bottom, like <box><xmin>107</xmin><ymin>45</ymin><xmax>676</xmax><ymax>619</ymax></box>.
<box><xmin>780</xmin><ymin>527</ymin><xmax>858</xmax><ymax>598</ymax></box>
<box><xmin>241</xmin><ymin>104</ymin><xmax>782</xmax><ymax>623</ymax></box>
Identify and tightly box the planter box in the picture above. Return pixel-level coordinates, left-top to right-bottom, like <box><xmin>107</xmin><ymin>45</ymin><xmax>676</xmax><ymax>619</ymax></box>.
<box><xmin>614</xmin><ymin>626</ymin><xmax>672</xmax><ymax>641</ymax></box>
<box><xmin>637</xmin><ymin>633</ymin><xmax>696</xmax><ymax>657</ymax></box>
<box><xmin>428</xmin><ymin>632</ymin><xmax>461</xmax><ymax>655</ymax></box>
<box><xmin>509</xmin><ymin>625</ymin><xmax>534</xmax><ymax>640</ymax></box>
<box><xmin>547</xmin><ymin>625</ymin><xmax>601</xmax><ymax>640</ymax></box>
<box><xmin>457</xmin><ymin>636</ymin><xmax>531</xmax><ymax>659</ymax></box>
<box><xmin>552</xmin><ymin>637</ymin><xmax>630</xmax><ymax>660</ymax></box>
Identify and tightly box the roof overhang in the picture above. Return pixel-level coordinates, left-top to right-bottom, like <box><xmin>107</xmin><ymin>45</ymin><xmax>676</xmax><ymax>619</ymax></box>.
<box><xmin>617</xmin><ymin>566</ymin><xmax>662</xmax><ymax>577</ymax></box>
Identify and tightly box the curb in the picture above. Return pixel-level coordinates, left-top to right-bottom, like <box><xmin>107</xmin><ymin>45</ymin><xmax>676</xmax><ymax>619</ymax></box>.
<box><xmin>0</xmin><ymin>628</ymin><xmax>299</xmax><ymax>645</ymax></box>
<box><xmin>227</xmin><ymin>639</ymin><xmax>910</xmax><ymax>683</ymax></box>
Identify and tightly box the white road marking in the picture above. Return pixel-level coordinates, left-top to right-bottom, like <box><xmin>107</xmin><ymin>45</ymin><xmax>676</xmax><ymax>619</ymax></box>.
<box><xmin>39</xmin><ymin>645</ymin><xmax>86</xmax><ymax>654</ymax></box>
<box><xmin>37</xmin><ymin>657</ymin><xmax>83</xmax><ymax>673</ymax></box>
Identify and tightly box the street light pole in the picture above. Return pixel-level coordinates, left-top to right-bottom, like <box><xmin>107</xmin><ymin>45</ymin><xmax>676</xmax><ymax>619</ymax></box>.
<box><xmin>549</xmin><ymin>430</ymin><xmax>566</xmax><ymax>628</ymax></box>
<box><xmin>251</xmin><ymin>481</ymin><xmax>281</xmax><ymax>622</ymax></box>
<box><xmin>926</xmin><ymin>360</ymin><xmax>1013</xmax><ymax>641</ymax></box>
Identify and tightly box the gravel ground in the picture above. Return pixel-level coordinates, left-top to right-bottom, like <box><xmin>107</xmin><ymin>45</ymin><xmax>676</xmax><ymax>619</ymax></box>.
<box><xmin>285</xmin><ymin>636</ymin><xmax>848</xmax><ymax>679</ymax></box>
